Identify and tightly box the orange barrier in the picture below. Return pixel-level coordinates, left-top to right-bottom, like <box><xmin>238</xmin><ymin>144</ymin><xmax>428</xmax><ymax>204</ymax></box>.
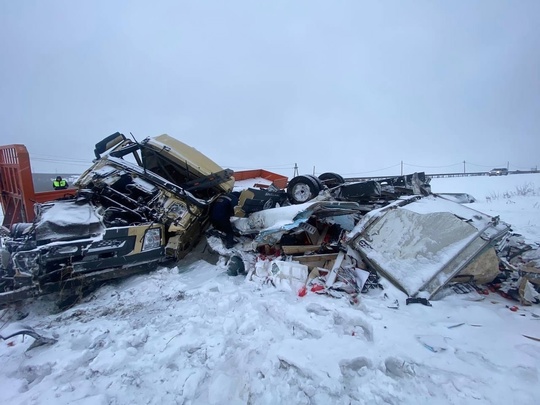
<box><xmin>233</xmin><ymin>169</ymin><xmax>288</xmax><ymax>189</ymax></box>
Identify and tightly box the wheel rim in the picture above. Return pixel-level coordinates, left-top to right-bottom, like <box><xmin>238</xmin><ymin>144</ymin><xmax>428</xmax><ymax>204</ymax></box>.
<box><xmin>291</xmin><ymin>183</ymin><xmax>312</xmax><ymax>202</ymax></box>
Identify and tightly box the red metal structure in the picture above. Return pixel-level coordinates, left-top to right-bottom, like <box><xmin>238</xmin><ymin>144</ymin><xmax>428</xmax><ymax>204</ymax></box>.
<box><xmin>0</xmin><ymin>144</ymin><xmax>68</xmax><ymax>228</ymax></box>
<box><xmin>232</xmin><ymin>169</ymin><xmax>288</xmax><ymax>189</ymax></box>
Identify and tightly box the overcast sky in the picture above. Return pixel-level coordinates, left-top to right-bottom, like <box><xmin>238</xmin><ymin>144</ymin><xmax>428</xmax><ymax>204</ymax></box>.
<box><xmin>1</xmin><ymin>1</ymin><xmax>539</xmax><ymax>178</ymax></box>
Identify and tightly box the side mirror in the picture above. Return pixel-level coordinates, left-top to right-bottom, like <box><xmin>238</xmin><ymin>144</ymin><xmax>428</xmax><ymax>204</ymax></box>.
<box><xmin>94</xmin><ymin>132</ymin><xmax>126</xmax><ymax>159</ymax></box>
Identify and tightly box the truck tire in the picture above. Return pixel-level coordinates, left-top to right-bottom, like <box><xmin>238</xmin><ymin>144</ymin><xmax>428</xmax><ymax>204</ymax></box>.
<box><xmin>318</xmin><ymin>172</ymin><xmax>345</xmax><ymax>188</ymax></box>
<box><xmin>287</xmin><ymin>175</ymin><xmax>322</xmax><ymax>204</ymax></box>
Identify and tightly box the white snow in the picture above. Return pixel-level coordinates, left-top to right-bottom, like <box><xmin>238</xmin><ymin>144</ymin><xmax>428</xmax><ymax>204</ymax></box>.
<box><xmin>432</xmin><ymin>173</ymin><xmax>540</xmax><ymax>244</ymax></box>
<box><xmin>355</xmin><ymin>209</ymin><xmax>481</xmax><ymax>296</ymax></box>
<box><xmin>1</xmin><ymin>173</ymin><xmax>540</xmax><ymax>404</ymax></box>
<box><xmin>233</xmin><ymin>177</ymin><xmax>273</xmax><ymax>191</ymax></box>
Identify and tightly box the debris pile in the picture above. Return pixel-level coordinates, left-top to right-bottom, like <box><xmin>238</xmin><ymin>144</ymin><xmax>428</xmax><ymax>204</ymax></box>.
<box><xmin>492</xmin><ymin>234</ymin><xmax>540</xmax><ymax>305</ymax></box>
<box><xmin>1</xmin><ymin>133</ymin><xmax>538</xmax><ymax>311</ymax></box>
<box><xmin>207</xmin><ymin>170</ymin><xmax>540</xmax><ymax>309</ymax></box>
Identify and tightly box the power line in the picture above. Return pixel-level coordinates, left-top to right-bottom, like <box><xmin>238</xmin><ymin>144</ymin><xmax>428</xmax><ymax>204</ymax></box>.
<box><xmin>31</xmin><ymin>158</ymin><xmax>93</xmax><ymax>167</ymax></box>
<box><xmin>226</xmin><ymin>164</ymin><xmax>295</xmax><ymax>170</ymax></box>
<box><xmin>403</xmin><ymin>162</ymin><xmax>462</xmax><ymax>169</ymax></box>
<box><xmin>512</xmin><ymin>164</ymin><xmax>538</xmax><ymax>170</ymax></box>
<box><xmin>466</xmin><ymin>162</ymin><xmax>507</xmax><ymax>168</ymax></box>
<box><xmin>30</xmin><ymin>153</ymin><xmax>91</xmax><ymax>163</ymax></box>
<box><xmin>340</xmin><ymin>163</ymin><xmax>401</xmax><ymax>176</ymax></box>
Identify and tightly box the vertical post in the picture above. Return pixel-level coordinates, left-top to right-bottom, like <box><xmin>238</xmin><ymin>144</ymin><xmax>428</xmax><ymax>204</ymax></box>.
<box><xmin>313</xmin><ymin>166</ymin><xmax>315</xmax><ymax>176</ymax></box>
<box><xmin>400</xmin><ymin>161</ymin><xmax>403</xmax><ymax>176</ymax></box>
<box><xmin>507</xmin><ymin>161</ymin><xmax>509</xmax><ymax>170</ymax></box>
<box><xmin>463</xmin><ymin>160</ymin><xmax>466</xmax><ymax>174</ymax></box>
<box><xmin>293</xmin><ymin>163</ymin><xmax>298</xmax><ymax>178</ymax></box>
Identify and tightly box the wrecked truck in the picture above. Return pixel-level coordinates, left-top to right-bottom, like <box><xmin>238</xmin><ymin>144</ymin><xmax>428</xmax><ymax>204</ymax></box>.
<box><xmin>0</xmin><ymin>132</ymin><xmax>234</xmax><ymax>306</ymax></box>
<box><xmin>212</xmin><ymin>178</ymin><xmax>513</xmax><ymax>303</ymax></box>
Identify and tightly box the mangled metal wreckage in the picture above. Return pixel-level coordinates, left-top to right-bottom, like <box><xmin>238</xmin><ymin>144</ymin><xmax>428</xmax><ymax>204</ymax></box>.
<box><xmin>348</xmin><ymin>196</ymin><xmax>510</xmax><ymax>299</ymax></box>
<box><xmin>0</xmin><ymin>132</ymin><xmax>520</xmax><ymax>307</ymax></box>
<box><xmin>199</xmin><ymin>171</ymin><xmax>515</xmax><ymax>303</ymax></box>
<box><xmin>217</xmin><ymin>190</ymin><xmax>511</xmax><ymax>302</ymax></box>
<box><xmin>0</xmin><ymin>132</ymin><xmax>234</xmax><ymax>306</ymax></box>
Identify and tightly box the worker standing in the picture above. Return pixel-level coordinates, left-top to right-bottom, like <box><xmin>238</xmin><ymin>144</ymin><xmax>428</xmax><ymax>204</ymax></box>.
<box><xmin>210</xmin><ymin>192</ymin><xmax>239</xmax><ymax>248</ymax></box>
<box><xmin>53</xmin><ymin>176</ymin><xmax>68</xmax><ymax>190</ymax></box>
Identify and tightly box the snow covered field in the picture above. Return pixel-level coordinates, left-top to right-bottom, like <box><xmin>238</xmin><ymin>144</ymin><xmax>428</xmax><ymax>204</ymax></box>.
<box><xmin>432</xmin><ymin>173</ymin><xmax>540</xmax><ymax>244</ymax></box>
<box><xmin>1</xmin><ymin>173</ymin><xmax>540</xmax><ymax>404</ymax></box>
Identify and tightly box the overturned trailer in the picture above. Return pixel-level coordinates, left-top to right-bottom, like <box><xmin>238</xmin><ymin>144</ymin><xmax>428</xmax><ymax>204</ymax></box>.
<box><xmin>0</xmin><ymin>133</ymin><xmax>234</xmax><ymax>306</ymax></box>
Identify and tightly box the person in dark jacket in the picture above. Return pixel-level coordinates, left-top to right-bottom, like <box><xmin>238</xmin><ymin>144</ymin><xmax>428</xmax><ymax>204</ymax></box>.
<box><xmin>53</xmin><ymin>176</ymin><xmax>68</xmax><ymax>190</ymax></box>
<box><xmin>210</xmin><ymin>192</ymin><xmax>239</xmax><ymax>248</ymax></box>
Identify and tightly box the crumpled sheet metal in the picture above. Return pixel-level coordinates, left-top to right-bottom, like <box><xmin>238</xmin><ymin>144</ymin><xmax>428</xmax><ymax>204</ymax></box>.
<box><xmin>234</xmin><ymin>200</ymin><xmax>361</xmax><ymax>247</ymax></box>
<box><xmin>348</xmin><ymin>196</ymin><xmax>510</xmax><ymax>299</ymax></box>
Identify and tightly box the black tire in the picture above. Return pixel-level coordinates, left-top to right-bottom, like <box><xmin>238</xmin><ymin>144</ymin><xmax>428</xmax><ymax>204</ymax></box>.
<box><xmin>263</xmin><ymin>199</ymin><xmax>275</xmax><ymax>210</ymax></box>
<box><xmin>11</xmin><ymin>223</ymin><xmax>32</xmax><ymax>239</ymax></box>
<box><xmin>307</xmin><ymin>174</ymin><xmax>324</xmax><ymax>190</ymax></box>
<box><xmin>227</xmin><ymin>255</ymin><xmax>245</xmax><ymax>276</ymax></box>
<box><xmin>318</xmin><ymin>172</ymin><xmax>345</xmax><ymax>188</ymax></box>
<box><xmin>287</xmin><ymin>175</ymin><xmax>322</xmax><ymax>204</ymax></box>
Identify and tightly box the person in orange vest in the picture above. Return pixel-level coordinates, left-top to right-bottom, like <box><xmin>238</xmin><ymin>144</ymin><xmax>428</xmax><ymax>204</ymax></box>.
<box><xmin>53</xmin><ymin>176</ymin><xmax>68</xmax><ymax>190</ymax></box>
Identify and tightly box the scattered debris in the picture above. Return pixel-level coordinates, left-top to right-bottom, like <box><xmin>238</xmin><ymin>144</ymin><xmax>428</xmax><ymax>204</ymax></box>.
<box><xmin>406</xmin><ymin>298</ymin><xmax>432</xmax><ymax>307</ymax></box>
<box><xmin>348</xmin><ymin>196</ymin><xmax>510</xmax><ymax>299</ymax></box>
<box><xmin>0</xmin><ymin>323</ymin><xmax>57</xmax><ymax>351</ymax></box>
<box><xmin>416</xmin><ymin>335</ymin><xmax>450</xmax><ymax>353</ymax></box>
<box><xmin>211</xmin><ymin>171</ymin><xmax>521</xmax><ymax>310</ymax></box>
<box><xmin>2</xmin><ymin>133</ymin><xmax>540</xmax><ymax>314</ymax></box>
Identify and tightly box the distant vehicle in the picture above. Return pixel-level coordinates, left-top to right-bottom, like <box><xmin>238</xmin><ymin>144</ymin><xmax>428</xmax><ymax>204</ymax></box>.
<box><xmin>489</xmin><ymin>168</ymin><xmax>508</xmax><ymax>176</ymax></box>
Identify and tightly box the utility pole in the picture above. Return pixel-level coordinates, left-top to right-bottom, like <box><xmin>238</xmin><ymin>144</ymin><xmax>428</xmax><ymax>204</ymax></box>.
<box><xmin>313</xmin><ymin>166</ymin><xmax>315</xmax><ymax>176</ymax></box>
<box><xmin>463</xmin><ymin>160</ymin><xmax>466</xmax><ymax>174</ymax></box>
<box><xmin>401</xmin><ymin>161</ymin><xmax>403</xmax><ymax>176</ymax></box>
<box><xmin>507</xmin><ymin>161</ymin><xmax>509</xmax><ymax>170</ymax></box>
<box><xmin>293</xmin><ymin>163</ymin><xmax>298</xmax><ymax>177</ymax></box>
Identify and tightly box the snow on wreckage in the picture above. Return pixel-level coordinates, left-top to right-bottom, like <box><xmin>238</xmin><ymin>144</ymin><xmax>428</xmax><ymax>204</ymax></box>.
<box><xmin>1</xmin><ymin>132</ymin><xmax>538</xmax><ymax>321</ymax></box>
<box><xmin>0</xmin><ymin>132</ymin><xmax>234</xmax><ymax>309</ymax></box>
<box><xmin>215</xmin><ymin>172</ymin><xmax>516</xmax><ymax>305</ymax></box>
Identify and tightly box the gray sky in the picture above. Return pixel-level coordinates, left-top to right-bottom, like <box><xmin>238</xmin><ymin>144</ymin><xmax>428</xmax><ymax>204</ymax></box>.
<box><xmin>1</xmin><ymin>0</ymin><xmax>539</xmax><ymax>178</ymax></box>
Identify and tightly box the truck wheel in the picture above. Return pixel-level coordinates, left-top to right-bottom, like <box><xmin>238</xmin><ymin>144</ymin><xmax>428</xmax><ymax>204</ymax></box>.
<box><xmin>318</xmin><ymin>172</ymin><xmax>345</xmax><ymax>188</ymax></box>
<box><xmin>227</xmin><ymin>255</ymin><xmax>245</xmax><ymax>276</ymax></box>
<box><xmin>11</xmin><ymin>223</ymin><xmax>32</xmax><ymax>239</ymax></box>
<box><xmin>287</xmin><ymin>175</ymin><xmax>322</xmax><ymax>204</ymax></box>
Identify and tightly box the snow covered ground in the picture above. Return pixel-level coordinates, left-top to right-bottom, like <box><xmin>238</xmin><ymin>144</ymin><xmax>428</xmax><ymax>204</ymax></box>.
<box><xmin>1</xmin><ymin>173</ymin><xmax>540</xmax><ymax>404</ymax></box>
<box><xmin>432</xmin><ymin>173</ymin><xmax>540</xmax><ymax>244</ymax></box>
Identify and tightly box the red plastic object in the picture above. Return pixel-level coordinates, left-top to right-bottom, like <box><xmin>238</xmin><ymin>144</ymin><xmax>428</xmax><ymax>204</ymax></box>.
<box><xmin>480</xmin><ymin>289</ymin><xmax>489</xmax><ymax>295</ymax></box>
<box><xmin>298</xmin><ymin>286</ymin><xmax>307</xmax><ymax>297</ymax></box>
<box><xmin>310</xmin><ymin>284</ymin><xmax>325</xmax><ymax>293</ymax></box>
<box><xmin>509</xmin><ymin>306</ymin><xmax>519</xmax><ymax>312</ymax></box>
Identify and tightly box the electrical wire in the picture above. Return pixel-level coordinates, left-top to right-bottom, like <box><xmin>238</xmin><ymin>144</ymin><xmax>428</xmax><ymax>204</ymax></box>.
<box><xmin>403</xmin><ymin>162</ymin><xmax>462</xmax><ymax>169</ymax></box>
<box><xmin>340</xmin><ymin>163</ymin><xmax>402</xmax><ymax>176</ymax></box>
<box><xmin>466</xmin><ymin>162</ymin><xmax>507</xmax><ymax>168</ymax></box>
<box><xmin>224</xmin><ymin>164</ymin><xmax>296</xmax><ymax>170</ymax></box>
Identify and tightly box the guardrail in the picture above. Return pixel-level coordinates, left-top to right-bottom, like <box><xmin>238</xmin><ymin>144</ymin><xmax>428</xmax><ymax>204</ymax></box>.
<box><xmin>345</xmin><ymin>170</ymin><xmax>538</xmax><ymax>182</ymax></box>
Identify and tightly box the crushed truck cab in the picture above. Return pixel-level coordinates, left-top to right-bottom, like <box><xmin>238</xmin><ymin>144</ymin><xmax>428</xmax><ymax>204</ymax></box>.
<box><xmin>0</xmin><ymin>133</ymin><xmax>234</xmax><ymax>306</ymax></box>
